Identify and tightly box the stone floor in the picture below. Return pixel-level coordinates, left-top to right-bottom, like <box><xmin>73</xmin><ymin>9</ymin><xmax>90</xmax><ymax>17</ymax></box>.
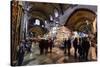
<box><xmin>22</xmin><ymin>42</ymin><xmax>97</xmax><ymax>66</ymax></box>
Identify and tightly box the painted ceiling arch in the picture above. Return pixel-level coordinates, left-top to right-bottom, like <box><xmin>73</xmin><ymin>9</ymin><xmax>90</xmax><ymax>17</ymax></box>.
<box><xmin>27</xmin><ymin>2</ymin><xmax>72</xmax><ymax>22</ymax></box>
<box><xmin>64</xmin><ymin>8</ymin><xmax>96</xmax><ymax>31</ymax></box>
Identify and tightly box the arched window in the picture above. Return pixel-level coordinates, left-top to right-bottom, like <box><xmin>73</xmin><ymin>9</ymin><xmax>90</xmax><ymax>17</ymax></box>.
<box><xmin>42</xmin><ymin>25</ymin><xmax>44</xmax><ymax>27</ymax></box>
<box><xmin>54</xmin><ymin>9</ymin><xmax>59</xmax><ymax>17</ymax></box>
<box><xmin>45</xmin><ymin>20</ymin><xmax>47</xmax><ymax>24</ymax></box>
<box><xmin>50</xmin><ymin>15</ymin><xmax>53</xmax><ymax>21</ymax></box>
<box><xmin>34</xmin><ymin>19</ymin><xmax>40</xmax><ymax>25</ymax></box>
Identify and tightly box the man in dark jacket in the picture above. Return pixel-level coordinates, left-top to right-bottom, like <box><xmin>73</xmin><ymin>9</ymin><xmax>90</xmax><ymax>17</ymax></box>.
<box><xmin>82</xmin><ymin>37</ymin><xmax>90</xmax><ymax>60</ymax></box>
<box><xmin>17</xmin><ymin>40</ymin><xmax>26</xmax><ymax>66</ymax></box>
<box><xmin>78</xmin><ymin>38</ymin><xmax>83</xmax><ymax>60</ymax></box>
<box><xmin>63</xmin><ymin>39</ymin><xmax>67</xmax><ymax>55</ymax></box>
<box><xmin>73</xmin><ymin>38</ymin><xmax>78</xmax><ymax>58</ymax></box>
<box><xmin>67</xmin><ymin>38</ymin><xmax>71</xmax><ymax>56</ymax></box>
<box><xmin>39</xmin><ymin>39</ymin><xmax>45</xmax><ymax>55</ymax></box>
<box><xmin>48</xmin><ymin>38</ymin><xmax>53</xmax><ymax>53</ymax></box>
<box><xmin>44</xmin><ymin>39</ymin><xmax>49</xmax><ymax>54</ymax></box>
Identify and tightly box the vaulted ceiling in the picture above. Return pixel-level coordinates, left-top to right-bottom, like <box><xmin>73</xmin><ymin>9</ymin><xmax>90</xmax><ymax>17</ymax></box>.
<box><xmin>22</xmin><ymin>1</ymin><xmax>97</xmax><ymax>36</ymax></box>
<box><xmin>25</xmin><ymin>2</ymin><xmax>72</xmax><ymax>36</ymax></box>
<box><xmin>64</xmin><ymin>9</ymin><xmax>96</xmax><ymax>33</ymax></box>
<box><xmin>27</xmin><ymin>2</ymin><xmax>72</xmax><ymax>22</ymax></box>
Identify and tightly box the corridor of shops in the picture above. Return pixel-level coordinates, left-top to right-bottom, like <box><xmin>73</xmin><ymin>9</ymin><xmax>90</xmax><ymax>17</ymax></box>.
<box><xmin>11</xmin><ymin>1</ymin><xmax>97</xmax><ymax>66</ymax></box>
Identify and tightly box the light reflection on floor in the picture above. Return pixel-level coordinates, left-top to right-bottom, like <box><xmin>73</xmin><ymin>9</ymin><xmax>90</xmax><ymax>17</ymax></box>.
<box><xmin>22</xmin><ymin>42</ymin><xmax>97</xmax><ymax>66</ymax></box>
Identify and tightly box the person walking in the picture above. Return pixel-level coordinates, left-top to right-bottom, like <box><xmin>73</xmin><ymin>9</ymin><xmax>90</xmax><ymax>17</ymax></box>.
<box><xmin>73</xmin><ymin>38</ymin><xmax>78</xmax><ymax>58</ymax></box>
<box><xmin>44</xmin><ymin>39</ymin><xmax>49</xmax><ymax>54</ymax></box>
<box><xmin>17</xmin><ymin>40</ymin><xmax>26</xmax><ymax>66</ymax></box>
<box><xmin>39</xmin><ymin>39</ymin><xmax>45</xmax><ymax>55</ymax></box>
<box><xmin>67</xmin><ymin>38</ymin><xmax>71</xmax><ymax>56</ymax></box>
<box><xmin>63</xmin><ymin>39</ymin><xmax>67</xmax><ymax>55</ymax></box>
<box><xmin>82</xmin><ymin>37</ymin><xmax>90</xmax><ymax>61</ymax></box>
<box><xmin>78</xmin><ymin>38</ymin><xmax>83</xmax><ymax>60</ymax></box>
<box><xmin>48</xmin><ymin>38</ymin><xmax>53</xmax><ymax>53</ymax></box>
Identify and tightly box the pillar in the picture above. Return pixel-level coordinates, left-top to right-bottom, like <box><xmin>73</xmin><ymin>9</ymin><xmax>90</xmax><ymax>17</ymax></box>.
<box><xmin>93</xmin><ymin>18</ymin><xmax>97</xmax><ymax>34</ymax></box>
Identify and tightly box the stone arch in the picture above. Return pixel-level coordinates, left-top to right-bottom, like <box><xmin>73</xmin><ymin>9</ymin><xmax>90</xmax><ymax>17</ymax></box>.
<box><xmin>64</xmin><ymin>8</ymin><xmax>96</xmax><ymax>33</ymax></box>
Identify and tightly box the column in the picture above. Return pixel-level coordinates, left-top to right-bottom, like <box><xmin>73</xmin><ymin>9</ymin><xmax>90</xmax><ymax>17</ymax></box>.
<box><xmin>20</xmin><ymin>2</ymin><xmax>29</xmax><ymax>40</ymax></box>
<box><xmin>93</xmin><ymin>18</ymin><xmax>97</xmax><ymax>34</ymax></box>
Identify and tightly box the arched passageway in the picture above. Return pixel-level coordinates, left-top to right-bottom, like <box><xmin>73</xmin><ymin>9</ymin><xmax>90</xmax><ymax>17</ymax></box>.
<box><xmin>65</xmin><ymin>9</ymin><xmax>96</xmax><ymax>34</ymax></box>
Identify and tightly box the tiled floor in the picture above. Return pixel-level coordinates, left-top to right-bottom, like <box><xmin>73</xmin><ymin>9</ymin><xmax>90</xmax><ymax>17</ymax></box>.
<box><xmin>22</xmin><ymin>42</ymin><xmax>97</xmax><ymax>66</ymax></box>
